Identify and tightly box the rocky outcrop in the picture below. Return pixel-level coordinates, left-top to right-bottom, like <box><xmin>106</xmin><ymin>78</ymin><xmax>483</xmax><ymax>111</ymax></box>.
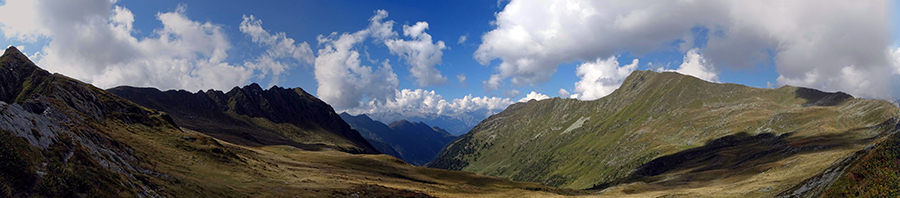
<box><xmin>0</xmin><ymin>46</ymin><xmax>177</xmax><ymax>197</ymax></box>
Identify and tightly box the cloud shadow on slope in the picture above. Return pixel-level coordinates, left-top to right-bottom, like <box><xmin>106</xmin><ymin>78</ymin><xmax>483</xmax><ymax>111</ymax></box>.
<box><xmin>794</xmin><ymin>87</ymin><xmax>853</xmax><ymax>107</ymax></box>
<box><xmin>589</xmin><ymin>128</ymin><xmax>878</xmax><ymax>193</ymax></box>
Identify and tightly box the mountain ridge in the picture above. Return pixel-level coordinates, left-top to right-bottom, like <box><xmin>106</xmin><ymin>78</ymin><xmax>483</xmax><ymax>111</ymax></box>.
<box><xmin>107</xmin><ymin>84</ymin><xmax>379</xmax><ymax>154</ymax></box>
<box><xmin>365</xmin><ymin>111</ymin><xmax>485</xmax><ymax>135</ymax></box>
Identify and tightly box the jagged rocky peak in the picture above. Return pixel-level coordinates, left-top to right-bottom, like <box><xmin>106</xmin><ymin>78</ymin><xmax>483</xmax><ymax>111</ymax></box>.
<box><xmin>1</xmin><ymin>46</ymin><xmax>46</xmax><ymax>103</ymax></box>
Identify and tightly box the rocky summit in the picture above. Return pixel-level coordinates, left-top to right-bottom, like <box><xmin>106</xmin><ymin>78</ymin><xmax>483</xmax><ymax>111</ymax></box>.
<box><xmin>429</xmin><ymin>70</ymin><xmax>900</xmax><ymax>197</ymax></box>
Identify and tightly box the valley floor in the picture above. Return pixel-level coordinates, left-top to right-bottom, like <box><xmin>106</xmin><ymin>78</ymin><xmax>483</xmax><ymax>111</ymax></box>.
<box><xmin>156</xmin><ymin>128</ymin><xmax>592</xmax><ymax>197</ymax></box>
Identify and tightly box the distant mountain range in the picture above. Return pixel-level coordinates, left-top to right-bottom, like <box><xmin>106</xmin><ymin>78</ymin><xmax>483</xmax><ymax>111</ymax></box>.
<box><xmin>429</xmin><ymin>69</ymin><xmax>900</xmax><ymax>196</ymax></box>
<box><xmin>339</xmin><ymin>113</ymin><xmax>456</xmax><ymax>166</ymax></box>
<box><xmin>364</xmin><ymin>110</ymin><xmax>489</xmax><ymax>135</ymax></box>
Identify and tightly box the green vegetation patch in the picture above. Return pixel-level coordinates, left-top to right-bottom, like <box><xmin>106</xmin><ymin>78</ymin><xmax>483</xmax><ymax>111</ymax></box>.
<box><xmin>824</xmin><ymin>133</ymin><xmax>900</xmax><ymax>197</ymax></box>
<box><xmin>0</xmin><ymin>130</ymin><xmax>40</xmax><ymax>197</ymax></box>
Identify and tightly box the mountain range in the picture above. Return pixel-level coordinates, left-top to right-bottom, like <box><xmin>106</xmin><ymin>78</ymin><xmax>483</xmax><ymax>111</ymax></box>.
<box><xmin>339</xmin><ymin>113</ymin><xmax>456</xmax><ymax>166</ymax></box>
<box><xmin>0</xmin><ymin>46</ymin><xmax>583</xmax><ymax>197</ymax></box>
<box><xmin>364</xmin><ymin>111</ymin><xmax>487</xmax><ymax>135</ymax></box>
<box><xmin>2</xmin><ymin>44</ymin><xmax>899</xmax><ymax>197</ymax></box>
<box><xmin>429</xmin><ymin>70</ymin><xmax>900</xmax><ymax>197</ymax></box>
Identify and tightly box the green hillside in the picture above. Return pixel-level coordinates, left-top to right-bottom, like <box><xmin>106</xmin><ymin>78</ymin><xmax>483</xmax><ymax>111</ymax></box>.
<box><xmin>819</xmin><ymin>121</ymin><xmax>900</xmax><ymax>197</ymax></box>
<box><xmin>429</xmin><ymin>70</ymin><xmax>900</xmax><ymax>196</ymax></box>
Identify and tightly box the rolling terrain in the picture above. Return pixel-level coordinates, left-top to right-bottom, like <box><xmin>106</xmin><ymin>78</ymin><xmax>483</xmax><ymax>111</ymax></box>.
<box><xmin>0</xmin><ymin>46</ymin><xmax>586</xmax><ymax>197</ymax></box>
<box><xmin>429</xmin><ymin>70</ymin><xmax>900</xmax><ymax>196</ymax></box>
<box><xmin>341</xmin><ymin>113</ymin><xmax>457</xmax><ymax>166</ymax></box>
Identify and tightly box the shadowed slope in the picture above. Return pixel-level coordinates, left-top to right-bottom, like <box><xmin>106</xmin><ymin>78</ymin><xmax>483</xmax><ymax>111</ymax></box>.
<box><xmin>590</xmin><ymin>124</ymin><xmax>892</xmax><ymax>193</ymax></box>
<box><xmin>341</xmin><ymin>113</ymin><xmax>457</xmax><ymax>166</ymax></box>
<box><xmin>339</xmin><ymin>113</ymin><xmax>404</xmax><ymax>157</ymax></box>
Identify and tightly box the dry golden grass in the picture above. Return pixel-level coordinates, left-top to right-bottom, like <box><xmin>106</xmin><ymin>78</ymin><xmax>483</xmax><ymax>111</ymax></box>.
<box><xmin>101</xmin><ymin>120</ymin><xmax>592</xmax><ymax>197</ymax></box>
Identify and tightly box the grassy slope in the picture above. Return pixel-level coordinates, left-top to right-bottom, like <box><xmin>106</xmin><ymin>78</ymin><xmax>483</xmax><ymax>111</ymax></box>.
<box><xmin>430</xmin><ymin>70</ymin><xmax>900</xmax><ymax>196</ymax></box>
<box><xmin>83</xmin><ymin>123</ymin><xmax>590</xmax><ymax>197</ymax></box>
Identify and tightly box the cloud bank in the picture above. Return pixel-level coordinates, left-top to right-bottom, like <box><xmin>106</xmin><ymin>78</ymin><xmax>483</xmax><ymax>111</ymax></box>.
<box><xmin>345</xmin><ymin>89</ymin><xmax>513</xmax><ymax>118</ymax></box>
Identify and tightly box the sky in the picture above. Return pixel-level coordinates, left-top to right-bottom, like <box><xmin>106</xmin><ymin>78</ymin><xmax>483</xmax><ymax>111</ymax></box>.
<box><xmin>1</xmin><ymin>0</ymin><xmax>899</xmax><ymax>120</ymax></box>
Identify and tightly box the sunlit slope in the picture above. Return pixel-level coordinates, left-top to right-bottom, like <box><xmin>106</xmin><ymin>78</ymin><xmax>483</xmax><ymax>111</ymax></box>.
<box><xmin>429</xmin><ymin>69</ymin><xmax>900</xmax><ymax>195</ymax></box>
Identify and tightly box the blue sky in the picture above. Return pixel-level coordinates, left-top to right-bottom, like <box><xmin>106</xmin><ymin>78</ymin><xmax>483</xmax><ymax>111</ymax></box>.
<box><xmin>113</xmin><ymin>0</ymin><xmax>506</xmax><ymax>100</ymax></box>
<box><xmin>1</xmin><ymin>0</ymin><xmax>898</xmax><ymax>119</ymax></box>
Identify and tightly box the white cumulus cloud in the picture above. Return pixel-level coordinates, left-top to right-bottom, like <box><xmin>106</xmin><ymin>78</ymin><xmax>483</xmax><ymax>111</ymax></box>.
<box><xmin>385</xmin><ymin>21</ymin><xmax>448</xmax><ymax>87</ymax></box>
<box><xmin>313</xmin><ymin>10</ymin><xmax>400</xmax><ymax>109</ymax></box>
<box><xmin>240</xmin><ymin>15</ymin><xmax>315</xmax><ymax>86</ymax></box>
<box><xmin>574</xmin><ymin>56</ymin><xmax>638</xmax><ymax>101</ymax></box>
<box><xmin>558</xmin><ymin>88</ymin><xmax>570</xmax><ymax>99</ymax></box>
<box><xmin>316</xmin><ymin>10</ymin><xmax>459</xmax><ymax>110</ymax></box>
<box><xmin>345</xmin><ymin>88</ymin><xmax>513</xmax><ymax>118</ymax></box>
<box><xmin>457</xmin><ymin>74</ymin><xmax>467</xmax><ymax>84</ymax></box>
<box><xmin>517</xmin><ymin>91</ymin><xmax>549</xmax><ymax>102</ymax></box>
<box><xmin>476</xmin><ymin>0</ymin><xmax>897</xmax><ymax>99</ymax></box>
<box><xmin>0</xmin><ymin>0</ymin><xmax>46</xmax><ymax>41</ymax></box>
<box><xmin>3</xmin><ymin>1</ymin><xmax>257</xmax><ymax>91</ymax></box>
<box><xmin>658</xmin><ymin>48</ymin><xmax>718</xmax><ymax>82</ymax></box>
